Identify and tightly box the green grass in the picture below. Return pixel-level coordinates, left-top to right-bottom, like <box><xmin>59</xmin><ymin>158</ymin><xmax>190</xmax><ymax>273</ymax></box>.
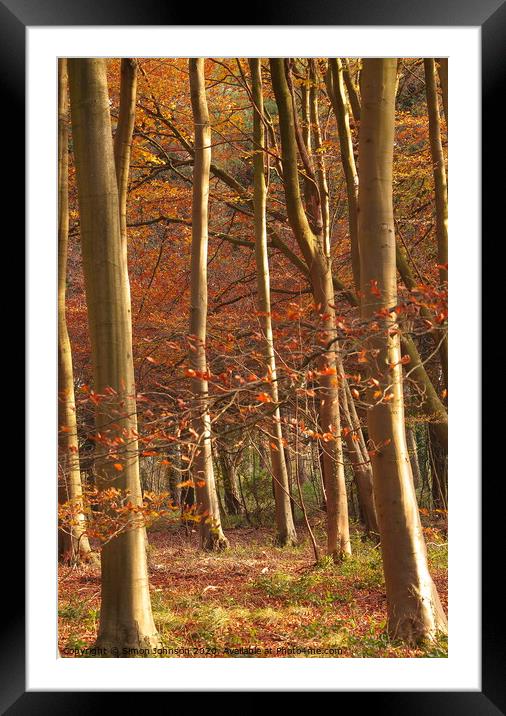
<box><xmin>251</xmin><ymin>566</ymin><xmax>357</xmax><ymax>608</ymax></box>
<box><xmin>427</xmin><ymin>539</ymin><xmax>448</xmax><ymax>571</ymax></box>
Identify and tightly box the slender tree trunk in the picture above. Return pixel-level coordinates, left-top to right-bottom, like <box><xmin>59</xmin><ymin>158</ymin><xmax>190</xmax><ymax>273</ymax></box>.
<box><xmin>68</xmin><ymin>58</ymin><xmax>159</xmax><ymax>654</ymax></box>
<box><xmin>437</xmin><ymin>58</ymin><xmax>448</xmax><ymax>125</ymax></box>
<box><xmin>338</xmin><ymin>365</ymin><xmax>379</xmax><ymax>536</ymax></box>
<box><xmin>166</xmin><ymin>454</ymin><xmax>182</xmax><ymax>508</ymax></box>
<box><xmin>429</xmin><ymin>424</ymin><xmax>448</xmax><ymax>510</ymax></box>
<box><xmin>219</xmin><ymin>451</ymin><xmax>244</xmax><ymax>516</ymax></box>
<box><xmin>406</xmin><ymin>427</ymin><xmax>421</xmax><ymax>490</ymax></box>
<box><xmin>326</xmin><ymin>58</ymin><xmax>360</xmax><ymax>291</ymax></box>
<box><xmin>188</xmin><ymin>58</ymin><xmax>229</xmax><ymax>551</ymax></box>
<box><xmin>270</xmin><ymin>58</ymin><xmax>351</xmax><ymax>559</ymax></box>
<box><xmin>424</xmin><ymin>58</ymin><xmax>448</xmax><ymax>387</ymax></box>
<box><xmin>58</xmin><ymin>58</ymin><xmax>93</xmax><ymax>565</ymax></box>
<box><xmin>309</xmin><ymin>60</ymin><xmax>331</xmax><ymax>261</ymax></box>
<box><xmin>113</xmin><ymin>58</ymin><xmax>137</xmax><ymax>271</ymax></box>
<box><xmin>342</xmin><ymin>59</ymin><xmax>361</xmax><ymax>122</ymax></box>
<box><xmin>406</xmin><ymin>427</ymin><xmax>422</xmax><ymax>490</ymax></box>
<box><xmin>249</xmin><ymin>58</ymin><xmax>297</xmax><ymax>546</ymax></box>
<box><xmin>112</xmin><ymin>57</ymin><xmax>151</xmax><ymax>550</ymax></box>
<box><xmin>358</xmin><ymin>58</ymin><xmax>447</xmax><ymax>643</ymax></box>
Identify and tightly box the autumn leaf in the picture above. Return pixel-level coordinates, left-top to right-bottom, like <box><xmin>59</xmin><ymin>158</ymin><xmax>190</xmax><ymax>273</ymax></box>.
<box><xmin>369</xmin><ymin>279</ymin><xmax>381</xmax><ymax>297</ymax></box>
<box><xmin>318</xmin><ymin>366</ymin><xmax>336</xmax><ymax>376</ymax></box>
<box><xmin>176</xmin><ymin>480</ymin><xmax>195</xmax><ymax>488</ymax></box>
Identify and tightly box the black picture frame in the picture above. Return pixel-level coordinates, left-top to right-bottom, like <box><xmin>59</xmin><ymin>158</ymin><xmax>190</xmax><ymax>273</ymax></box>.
<box><xmin>6</xmin><ymin>0</ymin><xmax>502</xmax><ymax>709</ymax></box>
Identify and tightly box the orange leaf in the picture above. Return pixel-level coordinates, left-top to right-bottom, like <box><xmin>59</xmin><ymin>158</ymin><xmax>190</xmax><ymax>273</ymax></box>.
<box><xmin>176</xmin><ymin>480</ymin><xmax>195</xmax><ymax>488</ymax></box>
<box><xmin>318</xmin><ymin>366</ymin><xmax>336</xmax><ymax>376</ymax></box>
<box><xmin>369</xmin><ymin>280</ymin><xmax>381</xmax><ymax>297</ymax></box>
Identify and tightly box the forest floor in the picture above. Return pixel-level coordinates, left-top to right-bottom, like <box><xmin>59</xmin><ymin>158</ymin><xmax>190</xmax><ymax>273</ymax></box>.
<box><xmin>58</xmin><ymin>522</ymin><xmax>448</xmax><ymax>658</ymax></box>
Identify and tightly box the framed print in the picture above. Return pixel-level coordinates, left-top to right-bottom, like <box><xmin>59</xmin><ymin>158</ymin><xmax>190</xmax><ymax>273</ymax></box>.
<box><xmin>2</xmin><ymin>0</ymin><xmax>503</xmax><ymax>709</ymax></box>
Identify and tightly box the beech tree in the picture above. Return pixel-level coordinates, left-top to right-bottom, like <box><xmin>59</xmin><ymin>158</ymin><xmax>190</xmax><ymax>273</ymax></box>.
<box><xmin>437</xmin><ymin>58</ymin><xmax>448</xmax><ymax>124</ymax></box>
<box><xmin>325</xmin><ymin>58</ymin><xmax>360</xmax><ymax>291</ymax></box>
<box><xmin>249</xmin><ymin>58</ymin><xmax>297</xmax><ymax>546</ymax></box>
<box><xmin>424</xmin><ymin>57</ymin><xmax>448</xmax><ymax>387</ymax></box>
<box><xmin>68</xmin><ymin>58</ymin><xmax>160</xmax><ymax>653</ymax></box>
<box><xmin>342</xmin><ymin>58</ymin><xmax>361</xmax><ymax>122</ymax></box>
<box><xmin>358</xmin><ymin>58</ymin><xmax>447</xmax><ymax>642</ymax></box>
<box><xmin>188</xmin><ymin>58</ymin><xmax>229</xmax><ymax>550</ymax></box>
<box><xmin>114</xmin><ymin>58</ymin><xmax>138</xmax><ymax>272</ymax></box>
<box><xmin>58</xmin><ymin>58</ymin><xmax>93</xmax><ymax>564</ymax></box>
<box><xmin>270</xmin><ymin>58</ymin><xmax>351</xmax><ymax>559</ymax></box>
<box><xmin>323</xmin><ymin>58</ymin><xmax>379</xmax><ymax>535</ymax></box>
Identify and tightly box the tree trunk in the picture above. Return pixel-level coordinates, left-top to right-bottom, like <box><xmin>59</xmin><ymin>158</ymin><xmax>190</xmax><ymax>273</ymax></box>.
<box><xmin>406</xmin><ymin>427</ymin><xmax>422</xmax><ymax>490</ymax></box>
<box><xmin>68</xmin><ymin>58</ymin><xmax>159</xmax><ymax>654</ymax></box>
<box><xmin>429</xmin><ymin>424</ymin><xmax>448</xmax><ymax>511</ymax></box>
<box><xmin>309</xmin><ymin>60</ymin><xmax>331</xmax><ymax>269</ymax></box>
<box><xmin>338</xmin><ymin>364</ymin><xmax>379</xmax><ymax>536</ymax></box>
<box><xmin>342</xmin><ymin>59</ymin><xmax>361</xmax><ymax>122</ymax></box>
<box><xmin>188</xmin><ymin>58</ymin><xmax>229</xmax><ymax>551</ymax></box>
<box><xmin>219</xmin><ymin>451</ymin><xmax>244</xmax><ymax>516</ymax></box>
<box><xmin>358</xmin><ymin>58</ymin><xmax>447</xmax><ymax>643</ymax></box>
<box><xmin>437</xmin><ymin>58</ymin><xmax>448</xmax><ymax>125</ymax></box>
<box><xmin>326</xmin><ymin>58</ymin><xmax>360</xmax><ymax>291</ymax></box>
<box><xmin>166</xmin><ymin>457</ymin><xmax>182</xmax><ymax>508</ymax></box>
<box><xmin>424</xmin><ymin>58</ymin><xmax>448</xmax><ymax>388</ymax></box>
<box><xmin>270</xmin><ymin>58</ymin><xmax>351</xmax><ymax>559</ymax></box>
<box><xmin>113</xmin><ymin>58</ymin><xmax>137</xmax><ymax>272</ymax></box>
<box><xmin>400</xmin><ymin>335</ymin><xmax>448</xmax><ymax>450</ymax></box>
<box><xmin>58</xmin><ymin>58</ymin><xmax>93</xmax><ymax>565</ymax></box>
<box><xmin>249</xmin><ymin>58</ymin><xmax>297</xmax><ymax>546</ymax></box>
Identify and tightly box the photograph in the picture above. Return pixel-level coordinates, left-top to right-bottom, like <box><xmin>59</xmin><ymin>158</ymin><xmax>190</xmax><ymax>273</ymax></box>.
<box><xmin>0</xmin><ymin>0</ymin><xmax>500</xmax><ymax>700</ymax></box>
<box><xmin>57</xmin><ymin>56</ymin><xmax>449</xmax><ymax>660</ymax></box>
